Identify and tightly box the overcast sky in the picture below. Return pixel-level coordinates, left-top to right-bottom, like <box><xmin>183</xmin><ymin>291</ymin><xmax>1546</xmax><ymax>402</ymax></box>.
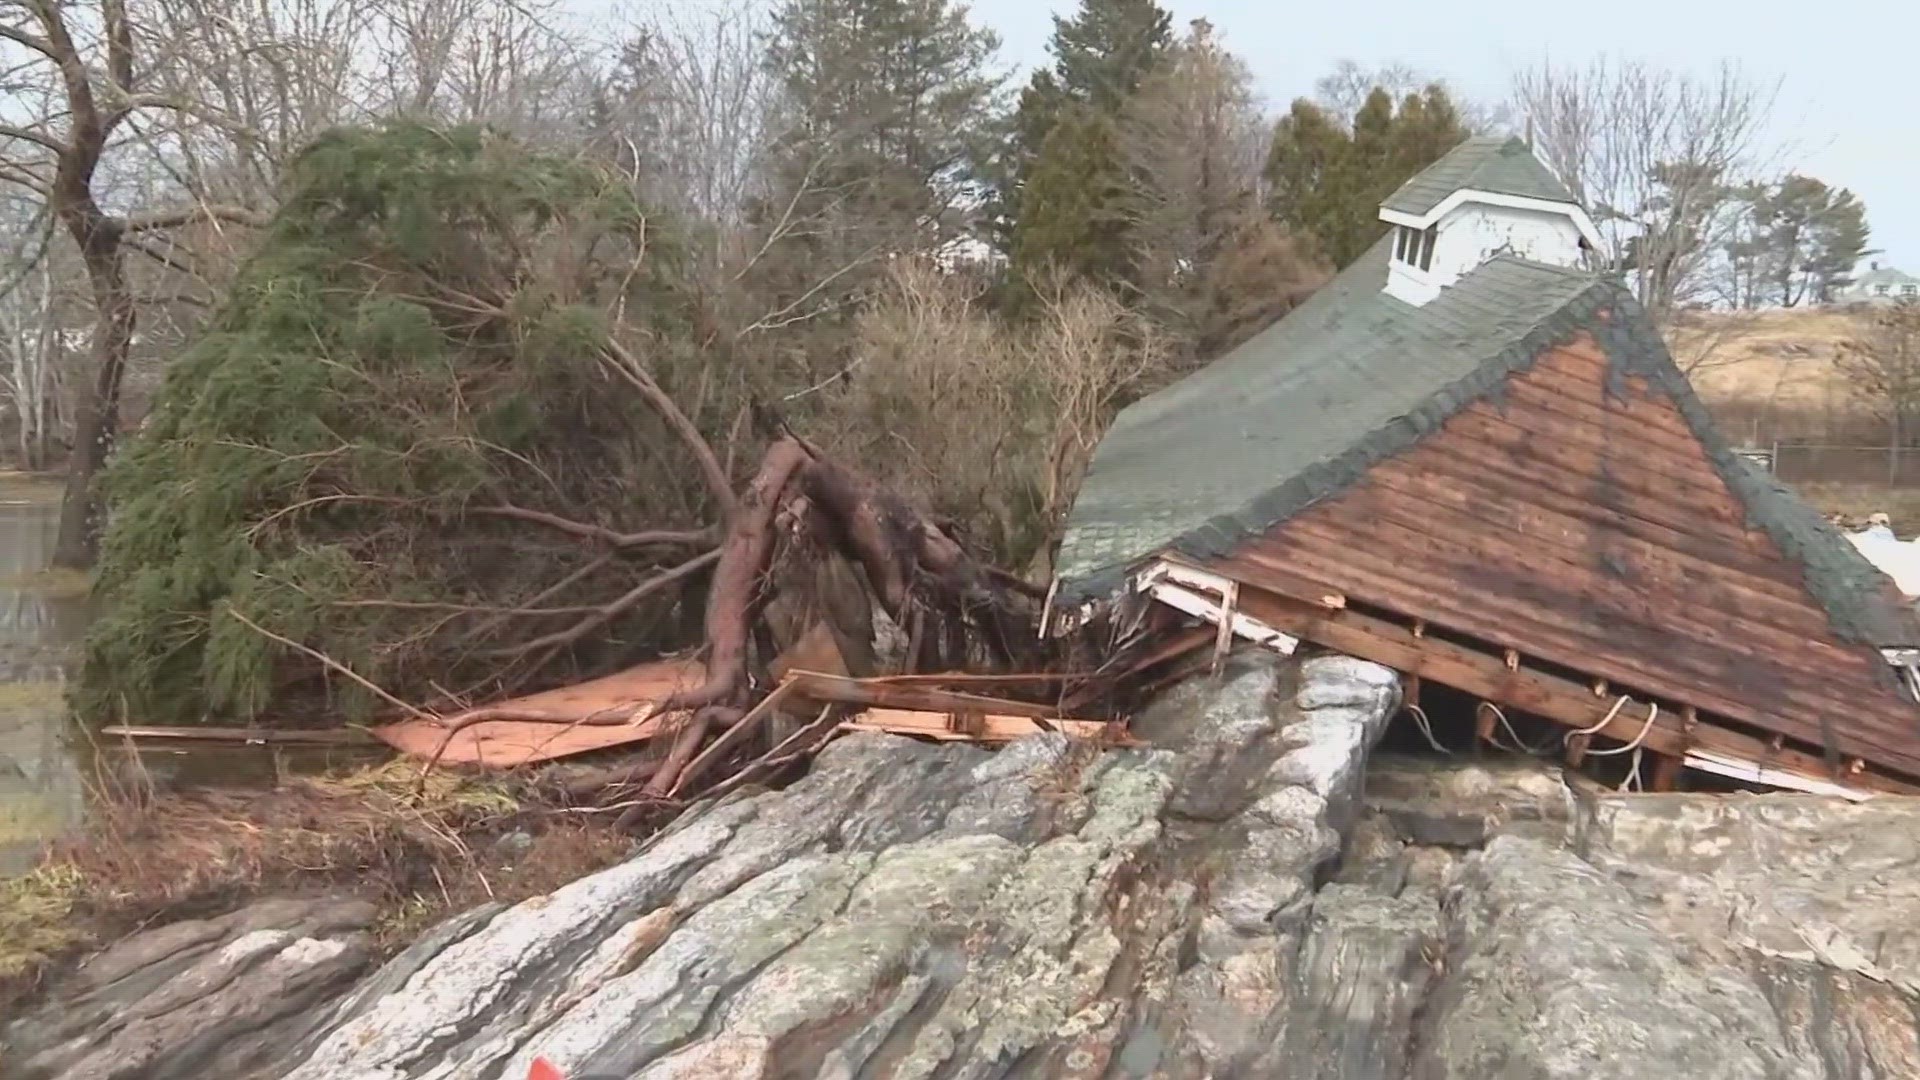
<box><xmin>966</xmin><ymin>0</ymin><xmax>1920</xmax><ymax>270</ymax></box>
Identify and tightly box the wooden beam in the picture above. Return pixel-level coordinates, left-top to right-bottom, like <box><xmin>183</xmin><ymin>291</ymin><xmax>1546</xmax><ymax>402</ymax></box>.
<box><xmin>102</xmin><ymin>725</ymin><xmax>377</xmax><ymax>746</ymax></box>
<box><xmin>840</xmin><ymin>708</ymin><xmax>1135</xmax><ymax>745</ymax></box>
<box><xmin>1650</xmin><ymin>752</ymin><xmax>1683</xmax><ymax>791</ymax></box>
<box><xmin>782</xmin><ymin>670</ymin><xmax>1063</xmax><ymax>720</ymax></box>
<box><xmin>668</xmin><ymin>682</ymin><xmax>798</xmax><ymax>798</ymax></box>
<box><xmin>1231</xmin><ymin>588</ymin><xmax>1920</xmax><ymax>795</ymax></box>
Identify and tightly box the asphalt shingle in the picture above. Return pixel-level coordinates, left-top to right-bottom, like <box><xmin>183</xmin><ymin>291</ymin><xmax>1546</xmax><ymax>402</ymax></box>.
<box><xmin>1053</xmin><ymin>234</ymin><xmax>1920</xmax><ymax>648</ymax></box>
<box><xmin>1381</xmin><ymin>135</ymin><xmax>1577</xmax><ymax>217</ymax></box>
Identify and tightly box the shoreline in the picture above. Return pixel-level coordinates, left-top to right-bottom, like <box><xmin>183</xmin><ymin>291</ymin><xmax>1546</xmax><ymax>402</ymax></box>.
<box><xmin>0</xmin><ymin>752</ymin><xmax>647</xmax><ymax>1014</ymax></box>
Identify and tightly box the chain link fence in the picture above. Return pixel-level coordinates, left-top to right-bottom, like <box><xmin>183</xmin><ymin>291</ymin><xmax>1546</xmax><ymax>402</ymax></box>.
<box><xmin>1745</xmin><ymin>443</ymin><xmax>1920</xmax><ymax>487</ymax></box>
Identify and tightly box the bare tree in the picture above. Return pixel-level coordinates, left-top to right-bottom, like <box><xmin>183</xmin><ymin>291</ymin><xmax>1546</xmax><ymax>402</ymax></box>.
<box><xmin>0</xmin><ymin>0</ymin><xmax>291</xmax><ymax>566</ymax></box>
<box><xmin>1836</xmin><ymin>302</ymin><xmax>1920</xmax><ymax>484</ymax></box>
<box><xmin>604</xmin><ymin>0</ymin><xmax>781</xmax><ymax>226</ymax></box>
<box><xmin>371</xmin><ymin>0</ymin><xmax>595</xmax><ymax>140</ymax></box>
<box><xmin>1026</xmin><ymin>275</ymin><xmax>1166</xmax><ymax>559</ymax></box>
<box><xmin>1510</xmin><ymin>58</ymin><xmax>1779</xmax><ymax>325</ymax></box>
<box><xmin>0</xmin><ymin>201</ymin><xmax>65</xmax><ymax>467</ymax></box>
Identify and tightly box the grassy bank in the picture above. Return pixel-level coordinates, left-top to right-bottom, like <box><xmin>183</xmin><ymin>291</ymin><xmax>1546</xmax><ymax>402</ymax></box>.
<box><xmin>0</xmin><ymin>757</ymin><xmax>635</xmax><ymax>1012</ymax></box>
<box><xmin>1792</xmin><ymin>481</ymin><xmax>1920</xmax><ymax>533</ymax></box>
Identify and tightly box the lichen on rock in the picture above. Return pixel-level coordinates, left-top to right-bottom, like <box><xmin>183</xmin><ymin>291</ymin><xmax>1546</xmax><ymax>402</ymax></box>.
<box><xmin>12</xmin><ymin>651</ymin><xmax>1920</xmax><ymax>1079</ymax></box>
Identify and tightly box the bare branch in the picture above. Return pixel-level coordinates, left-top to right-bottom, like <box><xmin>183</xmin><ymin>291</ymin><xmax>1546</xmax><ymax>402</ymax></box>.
<box><xmin>0</xmin><ymin>21</ymin><xmax>59</xmax><ymax>61</ymax></box>
<box><xmin>0</xmin><ymin>121</ymin><xmax>65</xmax><ymax>154</ymax></box>
<box><xmin>122</xmin><ymin>202</ymin><xmax>271</xmax><ymax>232</ymax></box>
<box><xmin>471</xmin><ymin>504</ymin><xmax>710</xmax><ymax>548</ymax></box>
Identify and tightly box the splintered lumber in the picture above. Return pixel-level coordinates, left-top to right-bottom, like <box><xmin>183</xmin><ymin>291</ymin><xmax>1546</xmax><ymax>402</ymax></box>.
<box><xmin>781</xmin><ymin>670</ymin><xmax>1066</xmax><ymax>719</ymax></box>
<box><xmin>840</xmin><ymin>707</ymin><xmax>1138</xmax><ymax>745</ymax></box>
<box><xmin>372</xmin><ymin>658</ymin><xmax>703</xmax><ymax>768</ymax></box>
<box><xmin>667</xmin><ymin>682</ymin><xmax>800</xmax><ymax>798</ymax></box>
<box><xmin>1232</xmin><ymin>587</ymin><xmax>1920</xmax><ymax>796</ymax></box>
<box><xmin>101</xmin><ymin>725</ymin><xmax>377</xmax><ymax>746</ymax></box>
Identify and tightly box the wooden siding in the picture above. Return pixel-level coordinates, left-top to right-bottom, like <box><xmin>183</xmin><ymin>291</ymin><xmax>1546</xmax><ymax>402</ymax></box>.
<box><xmin>1208</xmin><ymin>333</ymin><xmax>1920</xmax><ymax>779</ymax></box>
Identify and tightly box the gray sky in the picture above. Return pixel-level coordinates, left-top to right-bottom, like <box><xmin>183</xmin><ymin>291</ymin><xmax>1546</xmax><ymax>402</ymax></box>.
<box><xmin>967</xmin><ymin>0</ymin><xmax>1920</xmax><ymax>270</ymax></box>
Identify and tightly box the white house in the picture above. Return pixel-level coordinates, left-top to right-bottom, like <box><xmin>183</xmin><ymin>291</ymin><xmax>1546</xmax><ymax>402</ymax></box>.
<box><xmin>1833</xmin><ymin>262</ymin><xmax>1920</xmax><ymax>306</ymax></box>
<box><xmin>1376</xmin><ymin>136</ymin><xmax>1602</xmax><ymax>307</ymax></box>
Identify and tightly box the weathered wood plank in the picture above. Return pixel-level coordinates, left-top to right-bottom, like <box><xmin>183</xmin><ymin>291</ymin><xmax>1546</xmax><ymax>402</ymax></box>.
<box><xmin>1236</xmin><ymin>522</ymin><xmax>1912</xmax><ymax>757</ymax></box>
<box><xmin>1293</xmin><ymin>479</ymin><xmax>1872</xmax><ymax>656</ymax></box>
<box><xmin>100</xmin><ymin>725</ymin><xmax>378</xmax><ymax>746</ymax></box>
<box><xmin>1270</xmin><ymin>508</ymin><xmax>1873</xmax><ymax>684</ymax></box>
<box><xmin>1364</xmin><ymin>451</ymin><xmax>1796</xmax><ymax>584</ymax></box>
<box><xmin>1231</xmin><ymin>531</ymin><xmax>1920</xmax><ymax>768</ymax></box>
<box><xmin>1445</xmin><ymin>410</ymin><xmax>1737</xmax><ymax>510</ymax></box>
<box><xmin>1231</xmin><ymin>587</ymin><xmax>1920</xmax><ymax>793</ymax></box>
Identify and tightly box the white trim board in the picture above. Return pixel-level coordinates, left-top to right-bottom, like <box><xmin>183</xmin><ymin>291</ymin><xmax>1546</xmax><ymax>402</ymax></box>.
<box><xmin>1133</xmin><ymin>560</ymin><xmax>1300</xmax><ymax>656</ymax></box>
<box><xmin>1380</xmin><ymin>188</ymin><xmax>1604</xmax><ymax>250</ymax></box>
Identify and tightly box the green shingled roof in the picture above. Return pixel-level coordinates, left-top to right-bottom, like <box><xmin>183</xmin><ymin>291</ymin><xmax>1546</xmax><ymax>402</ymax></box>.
<box><xmin>1051</xmin><ymin>235</ymin><xmax>1920</xmax><ymax>649</ymax></box>
<box><xmin>1382</xmin><ymin>135</ymin><xmax>1577</xmax><ymax>217</ymax></box>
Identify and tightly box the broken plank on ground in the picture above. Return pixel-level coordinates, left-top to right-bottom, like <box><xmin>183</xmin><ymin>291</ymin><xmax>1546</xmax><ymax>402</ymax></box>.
<box><xmin>371</xmin><ymin>657</ymin><xmax>703</xmax><ymax>768</ymax></box>
<box><xmin>840</xmin><ymin>707</ymin><xmax>1138</xmax><ymax>745</ymax></box>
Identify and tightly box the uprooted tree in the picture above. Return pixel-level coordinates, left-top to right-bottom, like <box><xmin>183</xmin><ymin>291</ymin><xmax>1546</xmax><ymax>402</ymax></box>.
<box><xmin>77</xmin><ymin>123</ymin><xmax>1056</xmax><ymax>776</ymax></box>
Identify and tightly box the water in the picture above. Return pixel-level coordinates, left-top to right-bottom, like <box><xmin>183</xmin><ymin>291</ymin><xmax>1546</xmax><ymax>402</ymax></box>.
<box><xmin>0</xmin><ymin>493</ymin><xmax>87</xmax><ymax>876</ymax></box>
<box><xmin>0</xmin><ymin>489</ymin><xmax>388</xmax><ymax>877</ymax></box>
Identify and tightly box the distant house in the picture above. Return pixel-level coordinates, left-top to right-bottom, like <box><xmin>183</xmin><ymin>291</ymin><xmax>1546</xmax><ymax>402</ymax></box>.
<box><xmin>1051</xmin><ymin>135</ymin><xmax>1920</xmax><ymax>796</ymax></box>
<box><xmin>1834</xmin><ymin>262</ymin><xmax>1920</xmax><ymax>305</ymax></box>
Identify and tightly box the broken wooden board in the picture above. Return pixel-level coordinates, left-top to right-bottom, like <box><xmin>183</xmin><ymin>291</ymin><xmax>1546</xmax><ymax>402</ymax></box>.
<box><xmin>371</xmin><ymin>658</ymin><xmax>704</xmax><ymax>768</ymax></box>
<box><xmin>1231</xmin><ymin>585</ymin><xmax>1919</xmax><ymax>797</ymax></box>
<box><xmin>840</xmin><ymin>707</ymin><xmax>1138</xmax><ymax>745</ymax></box>
<box><xmin>101</xmin><ymin>725</ymin><xmax>377</xmax><ymax>747</ymax></box>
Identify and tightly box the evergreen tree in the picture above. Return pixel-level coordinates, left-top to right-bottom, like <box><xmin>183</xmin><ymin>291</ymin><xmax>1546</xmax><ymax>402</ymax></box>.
<box><xmin>748</xmin><ymin>0</ymin><xmax>1005</xmax><ymax>325</ymax></box>
<box><xmin>1010</xmin><ymin>107</ymin><xmax>1133</xmax><ymax>284</ymax></box>
<box><xmin>991</xmin><ymin>0</ymin><xmax>1172</xmax><ymax>261</ymax></box>
<box><xmin>1740</xmin><ymin>175</ymin><xmax>1873</xmax><ymax>306</ymax></box>
<box><xmin>1265</xmin><ymin>83</ymin><xmax>1469</xmax><ymax>268</ymax></box>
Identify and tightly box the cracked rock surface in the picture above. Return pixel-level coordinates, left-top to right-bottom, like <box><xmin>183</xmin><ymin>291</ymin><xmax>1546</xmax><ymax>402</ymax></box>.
<box><xmin>9</xmin><ymin>651</ymin><xmax>1920</xmax><ymax>1079</ymax></box>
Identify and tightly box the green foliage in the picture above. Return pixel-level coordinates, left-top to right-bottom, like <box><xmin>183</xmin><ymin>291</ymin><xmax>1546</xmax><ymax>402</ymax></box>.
<box><xmin>1010</xmin><ymin>109</ymin><xmax>1134</xmax><ymax>288</ymax></box>
<box><xmin>750</xmin><ymin>0</ymin><xmax>1005</xmax><ymax>322</ymax></box>
<box><xmin>1724</xmin><ymin>175</ymin><xmax>1873</xmax><ymax>307</ymax></box>
<box><xmin>1265</xmin><ymin>84</ymin><xmax>1469</xmax><ymax>268</ymax></box>
<box><xmin>79</xmin><ymin>123</ymin><xmax>696</xmax><ymax>726</ymax></box>
<box><xmin>990</xmin><ymin>0</ymin><xmax>1171</xmax><ymax>258</ymax></box>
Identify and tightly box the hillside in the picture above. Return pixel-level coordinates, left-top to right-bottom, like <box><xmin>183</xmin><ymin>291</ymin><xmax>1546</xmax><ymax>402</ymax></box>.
<box><xmin>1669</xmin><ymin>306</ymin><xmax>1859</xmax><ymax>410</ymax></box>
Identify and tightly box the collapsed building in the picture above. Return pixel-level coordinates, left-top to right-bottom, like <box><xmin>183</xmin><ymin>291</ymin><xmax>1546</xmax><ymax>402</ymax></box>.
<box><xmin>1048</xmin><ymin>135</ymin><xmax>1920</xmax><ymax>798</ymax></box>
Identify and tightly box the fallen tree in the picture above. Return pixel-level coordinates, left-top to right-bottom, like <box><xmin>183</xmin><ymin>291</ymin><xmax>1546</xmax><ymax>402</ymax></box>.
<box><xmin>78</xmin><ymin>122</ymin><xmax>1062</xmax><ymax>802</ymax></box>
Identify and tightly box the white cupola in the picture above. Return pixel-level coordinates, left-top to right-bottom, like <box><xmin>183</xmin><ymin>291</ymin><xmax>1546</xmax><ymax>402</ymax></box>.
<box><xmin>1379</xmin><ymin>136</ymin><xmax>1602</xmax><ymax>306</ymax></box>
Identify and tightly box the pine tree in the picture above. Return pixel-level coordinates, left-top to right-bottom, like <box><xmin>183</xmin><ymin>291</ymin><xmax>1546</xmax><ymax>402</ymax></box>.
<box><xmin>1265</xmin><ymin>83</ymin><xmax>1469</xmax><ymax>268</ymax></box>
<box><xmin>1739</xmin><ymin>175</ymin><xmax>1873</xmax><ymax>306</ymax></box>
<box><xmin>990</xmin><ymin>0</ymin><xmax>1172</xmax><ymax>262</ymax></box>
<box><xmin>1010</xmin><ymin>107</ymin><xmax>1133</xmax><ymax>284</ymax></box>
<box><xmin>749</xmin><ymin>0</ymin><xmax>1005</xmax><ymax>324</ymax></box>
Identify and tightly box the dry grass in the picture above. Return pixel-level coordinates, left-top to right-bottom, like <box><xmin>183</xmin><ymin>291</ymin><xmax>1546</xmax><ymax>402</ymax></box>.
<box><xmin>1</xmin><ymin>567</ymin><xmax>91</xmax><ymax>599</ymax></box>
<box><xmin>0</xmin><ymin>680</ymin><xmax>67</xmax><ymax>714</ymax></box>
<box><xmin>0</xmin><ymin>757</ymin><xmax>633</xmax><ymax>1011</ymax></box>
<box><xmin>0</xmin><ymin>471</ymin><xmax>64</xmax><ymax>502</ymax></box>
<box><xmin>1790</xmin><ymin>481</ymin><xmax>1920</xmax><ymax>533</ymax></box>
<box><xmin>0</xmin><ymin>863</ymin><xmax>87</xmax><ymax>985</ymax></box>
<box><xmin>1671</xmin><ymin>308</ymin><xmax>1861</xmax><ymax>408</ymax></box>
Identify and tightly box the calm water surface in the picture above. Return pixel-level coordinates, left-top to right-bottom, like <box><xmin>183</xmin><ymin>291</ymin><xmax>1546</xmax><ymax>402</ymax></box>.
<box><xmin>0</xmin><ymin>495</ymin><xmax>86</xmax><ymax>875</ymax></box>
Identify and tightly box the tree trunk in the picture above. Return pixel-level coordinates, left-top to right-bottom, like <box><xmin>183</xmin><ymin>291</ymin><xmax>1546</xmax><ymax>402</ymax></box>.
<box><xmin>52</xmin><ymin>223</ymin><xmax>134</xmax><ymax>569</ymax></box>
